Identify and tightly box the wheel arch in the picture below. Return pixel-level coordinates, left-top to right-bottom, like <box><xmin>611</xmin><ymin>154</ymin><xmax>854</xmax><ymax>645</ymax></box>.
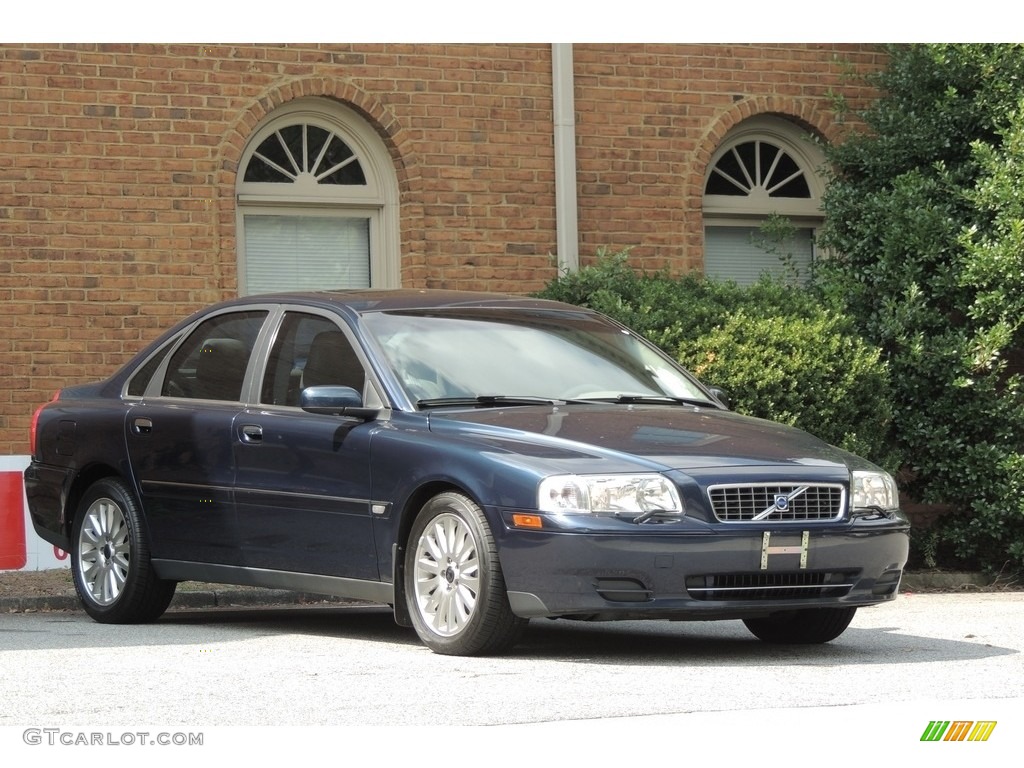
<box><xmin>64</xmin><ymin>463</ymin><xmax>129</xmax><ymax>538</ymax></box>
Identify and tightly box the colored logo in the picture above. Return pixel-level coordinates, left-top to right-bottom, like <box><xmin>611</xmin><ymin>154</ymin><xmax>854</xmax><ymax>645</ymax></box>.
<box><xmin>921</xmin><ymin>721</ymin><xmax>997</xmax><ymax>742</ymax></box>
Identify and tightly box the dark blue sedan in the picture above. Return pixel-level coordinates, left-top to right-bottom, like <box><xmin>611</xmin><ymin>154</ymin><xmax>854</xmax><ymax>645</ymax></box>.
<box><xmin>25</xmin><ymin>290</ymin><xmax>910</xmax><ymax>655</ymax></box>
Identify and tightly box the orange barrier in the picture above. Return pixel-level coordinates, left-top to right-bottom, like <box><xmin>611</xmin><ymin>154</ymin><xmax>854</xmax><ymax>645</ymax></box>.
<box><xmin>0</xmin><ymin>469</ymin><xmax>27</xmax><ymax>570</ymax></box>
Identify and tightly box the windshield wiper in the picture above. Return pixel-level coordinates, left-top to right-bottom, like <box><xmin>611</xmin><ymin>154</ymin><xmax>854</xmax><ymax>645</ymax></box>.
<box><xmin>578</xmin><ymin>394</ymin><xmax>718</xmax><ymax>408</ymax></box>
<box><xmin>417</xmin><ymin>395</ymin><xmax>564</xmax><ymax>409</ymax></box>
<box><xmin>417</xmin><ymin>394</ymin><xmax>720</xmax><ymax>409</ymax></box>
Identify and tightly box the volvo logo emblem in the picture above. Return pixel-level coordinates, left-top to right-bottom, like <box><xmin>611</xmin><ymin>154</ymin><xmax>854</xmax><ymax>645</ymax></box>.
<box><xmin>751</xmin><ymin>486</ymin><xmax>809</xmax><ymax>521</ymax></box>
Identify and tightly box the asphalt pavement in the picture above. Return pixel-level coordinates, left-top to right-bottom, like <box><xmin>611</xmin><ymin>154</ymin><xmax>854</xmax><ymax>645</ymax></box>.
<box><xmin>3</xmin><ymin>589</ymin><xmax>1022</xmax><ymax>763</ymax></box>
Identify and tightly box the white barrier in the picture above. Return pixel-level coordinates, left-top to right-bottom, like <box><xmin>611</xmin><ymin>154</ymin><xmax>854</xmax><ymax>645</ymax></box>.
<box><xmin>0</xmin><ymin>456</ymin><xmax>69</xmax><ymax>572</ymax></box>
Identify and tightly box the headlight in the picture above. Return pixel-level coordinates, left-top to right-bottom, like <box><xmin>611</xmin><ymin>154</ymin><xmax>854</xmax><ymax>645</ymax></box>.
<box><xmin>538</xmin><ymin>474</ymin><xmax>683</xmax><ymax>516</ymax></box>
<box><xmin>851</xmin><ymin>470</ymin><xmax>899</xmax><ymax>511</ymax></box>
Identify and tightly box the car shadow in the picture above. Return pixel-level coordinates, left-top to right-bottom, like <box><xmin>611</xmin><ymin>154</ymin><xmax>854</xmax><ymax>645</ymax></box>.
<box><xmin>14</xmin><ymin>603</ymin><xmax>1017</xmax><ymax>666</ymax></box>
<box><xmin>513</xmin><ymin>618</ymin><xmax>1018</xmax><ymax>666</ymax></box>
<box><xmin>160</xmin><ymin>603</ymin><xmax>421</xmax><ymax>646</ymax></box>
<box><xmin>156</xmin><ymin>603</ymin><xmax>1018</xmax><ymax>667</ymax></box>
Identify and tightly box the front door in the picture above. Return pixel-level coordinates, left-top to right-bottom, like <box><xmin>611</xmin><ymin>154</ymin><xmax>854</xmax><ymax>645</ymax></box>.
<box><xmin>232</xmin><ymin>310</ymin><xmax>379</xmax><ymax>580</ymax></box>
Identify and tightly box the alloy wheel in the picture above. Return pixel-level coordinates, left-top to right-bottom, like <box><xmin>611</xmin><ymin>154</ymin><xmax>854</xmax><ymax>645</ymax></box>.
<box><xmin>76</xmin><ymin>496</ymin><xmax>131</xmax><ymax>606</ymax></box>
<box><xmin>412</xmin><ymin>511</ymin><xmax>481</xmax><ymax>637</ymax></box>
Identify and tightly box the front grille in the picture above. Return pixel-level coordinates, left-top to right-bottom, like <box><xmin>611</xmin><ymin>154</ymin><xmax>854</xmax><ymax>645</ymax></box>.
<box><xmin>708</xmin><ymin>483</ymin><xmax>845</xmax><ymax>523</ymax></box>
<box><xmin>686</xmin><ymin>571</ymin><xmax>859</xmax><ymax>601</ymax></box>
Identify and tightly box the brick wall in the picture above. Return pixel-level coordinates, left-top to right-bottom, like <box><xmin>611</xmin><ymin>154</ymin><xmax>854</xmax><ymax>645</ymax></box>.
<box><xmin>572</xmin><ymin>43</ymin><xmax>885</xmax><ymax>273</ymax></box>
<box><xmin>0</xmin><ymin>43</ymin><xmax>884</xmax><ymax>454</ymax></box>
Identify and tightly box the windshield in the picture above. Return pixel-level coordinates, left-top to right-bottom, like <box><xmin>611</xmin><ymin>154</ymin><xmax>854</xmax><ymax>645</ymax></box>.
<box><xmin>361</xmin><ymin>308</ymin><xmax>712</xmax><ymax>406</ymax></box>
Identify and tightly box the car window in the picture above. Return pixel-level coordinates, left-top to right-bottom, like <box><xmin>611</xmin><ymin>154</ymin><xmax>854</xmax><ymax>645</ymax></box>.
<box><xmin>125</xmin><ymin>334</ymin><xmax>180</xmax><ymax>397</ymax></box>
<box><xmin>362</xmin><ymin>309</ymin><xmax>709</xmax><ymax>403</ymax></box>
<box><xmin>260</xmin><ymin>312</ymin><xmax>366</xmax><ymax>407</ymax></box>
<box><xmin>161</xmin><ymin>311</ymin><xmax>268</xmax><ymax>401</ymax></box>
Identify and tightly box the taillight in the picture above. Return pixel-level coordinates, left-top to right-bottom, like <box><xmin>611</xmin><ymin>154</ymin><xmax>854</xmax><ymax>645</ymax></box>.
<box><xmin>29</xmin><ymin>391</ymin><xmax>61</xmax><ymax>457</ymax></box>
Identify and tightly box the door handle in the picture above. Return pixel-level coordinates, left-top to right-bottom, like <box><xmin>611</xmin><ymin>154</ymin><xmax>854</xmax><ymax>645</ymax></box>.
<box><xmin>240</xmin><ymin>425</ymin><xmax>263</xmax><ymax>444</ymax></box>
<box><xmin>132</xmin><ymin>418</ymin><xmax>153</xmax><ymax>435</ymax></box>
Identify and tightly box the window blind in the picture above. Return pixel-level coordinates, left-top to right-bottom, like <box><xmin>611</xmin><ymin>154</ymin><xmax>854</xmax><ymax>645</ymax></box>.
<box><xmin>704</xmin><ymin>225</ymin><xmax>814</xmax><ymax>285</ymax></box>
<box><xmin>243</xmin><ymin>214</ymin><xmax>371</xmax><ymax>294</ymax></box>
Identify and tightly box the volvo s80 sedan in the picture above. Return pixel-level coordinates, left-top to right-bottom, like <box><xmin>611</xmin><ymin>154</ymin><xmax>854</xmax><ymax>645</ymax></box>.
<box><xmin>25</xmin><ymin>290</ymin><xmax>910</xmax><ymax>655</ymax></box>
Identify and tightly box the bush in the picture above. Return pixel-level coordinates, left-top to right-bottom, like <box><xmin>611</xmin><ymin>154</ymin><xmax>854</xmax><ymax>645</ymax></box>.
<box><xmin>678</xmin><ymin>311</ymin><xmax>895</xmax><ymax>463</ymax></box>
<box><xmin>537</xmin><ymin>248</ymin><xmax>831</xmax><ymax>354</ymax></box>
<box><xmin>817</xmin><ymin>44</ymin><xmax>1024</xmax><ymax>574</ymax></box>
<box><xmin>535</xmin><ymin>249</ymin><xmax>897</xmax><ymax>469</ymax></box>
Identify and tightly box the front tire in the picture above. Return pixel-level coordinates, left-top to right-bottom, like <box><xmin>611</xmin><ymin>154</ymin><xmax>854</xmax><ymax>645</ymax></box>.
<box><xmin>405</xmin><ymin>492</ymin><xmax>526</xmax><ymax>655</ymax></box>
<box><xmin>71</xmin><ymin>478</ymin><xmax>176</xmax><ymax>623</ymax></box>
<box><xmin>743</xmin><ymin>607</ymin><xmax>857</xmax><ymax>644</ymax></box>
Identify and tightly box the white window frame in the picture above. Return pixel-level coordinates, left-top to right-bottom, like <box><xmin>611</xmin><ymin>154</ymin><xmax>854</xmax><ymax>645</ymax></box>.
<box><xmin>236</xmin><ymin>99</ymin><xmax>400</xmax><ymax>294</ymax></box>
<box><xmin>703</xmin><ymin>116</ymin><xmax>827</xmax><ymax>285</ymax></box>
<box><xmin>703</xmin><ymin>116</ymin><xmax>827</xmax><ymax>219</ymax></box>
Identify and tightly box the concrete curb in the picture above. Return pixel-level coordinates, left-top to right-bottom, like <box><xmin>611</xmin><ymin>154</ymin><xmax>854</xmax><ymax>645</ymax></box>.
<box><xmin>0</xmin><ymin>589</ymin><xmax>363</xmax><ymax>614</ymax></box>
<box><xmin>898</xmin><ymin>571</ymin><xmax>1003</xmax><ymax>592</ymax></box>
<box><xmin>0</xmin><ymin>595</ymin><xmax>82</xmax><ymax>613</ymax></box>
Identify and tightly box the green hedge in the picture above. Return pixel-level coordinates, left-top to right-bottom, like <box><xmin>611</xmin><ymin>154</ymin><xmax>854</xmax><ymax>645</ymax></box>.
<box><xmin>814</xmin><ymin>44</ymin><xmax>1024</xmax><ymax>574</ymax></box>
<box><xmin>535</xmin><ymin>250</ymin><xmax>897</xmax><ymax>469</ymax></box>
<box><xmin>678</xmin><ymin>311</ymin><xmax>894</xmax><ymax>464</ymax></box>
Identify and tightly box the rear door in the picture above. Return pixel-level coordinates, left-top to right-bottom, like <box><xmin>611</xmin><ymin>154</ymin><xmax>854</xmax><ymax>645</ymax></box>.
<box><xmin>126</xmin><ymin>309</ymin><xmax>269</xmax><ymax>565</ymax></box>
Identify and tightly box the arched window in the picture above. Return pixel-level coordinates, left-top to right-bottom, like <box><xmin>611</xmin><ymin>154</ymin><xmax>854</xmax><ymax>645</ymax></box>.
<box><xmin>703</xmin><ymin>117</ymin><xmax>826</xmax><ymax>285</ymax></box>
<box><xmin>236</xmin><ymin>99</ymin><xmax>400</xmax><ymax>295</ymax></box>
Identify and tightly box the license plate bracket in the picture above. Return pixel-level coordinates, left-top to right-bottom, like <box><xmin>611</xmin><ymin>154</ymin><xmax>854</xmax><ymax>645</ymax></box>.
<box><xmin>760</xmin><ymin>530</ymin><xmax>809</xmax><ymax>570</ymax></box>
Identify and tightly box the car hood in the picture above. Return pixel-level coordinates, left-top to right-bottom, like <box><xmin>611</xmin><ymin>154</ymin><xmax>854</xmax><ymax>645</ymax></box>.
<box><xmin>426</xmin><ymin>404</ymin><xmax>867</xmax><ymax>474</ymax></box>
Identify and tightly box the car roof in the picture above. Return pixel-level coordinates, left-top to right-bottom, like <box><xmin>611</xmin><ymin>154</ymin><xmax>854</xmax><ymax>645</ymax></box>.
<box><xmin>216</xmin><ymin>289</ymin><xmax>579</xmax><ymax>315</ymax></box>
<box><xmin>100</xmin><ymin>289</ymin><xmax>593</xmax><ymax>397</ymax></box>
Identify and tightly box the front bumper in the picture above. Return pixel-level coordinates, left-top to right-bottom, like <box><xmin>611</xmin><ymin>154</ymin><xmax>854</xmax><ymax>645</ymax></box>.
<box><xmin>495</xmin><ymin>512</ymin><xmax>910</xmax><ymax>621</ymax></box>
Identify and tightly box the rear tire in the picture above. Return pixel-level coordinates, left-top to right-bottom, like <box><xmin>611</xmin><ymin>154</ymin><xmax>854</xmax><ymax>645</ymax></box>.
<box><xmin>743</xmin><ymin>607</ymin><xmax>857</xmax><ymax>644</ymax></box>
<box><xmin>405</xmin><ymin>491</ymin><xmax>526</xmax><ymax>655</ymax></box>
<box><xmin>71</xmin><ymin>478</ymin><xmax>176</xmax><ymax>623</ymax></box>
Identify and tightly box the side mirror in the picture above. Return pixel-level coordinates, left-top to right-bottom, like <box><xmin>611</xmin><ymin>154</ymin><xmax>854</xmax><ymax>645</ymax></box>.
<box><xmin>300</xmin><ymin>386</ymin><xmax>379</xmax><ymax>420</ymax></box>
<box><xmin>707</xmin><ymin>386</ymin><xmax>731</xmax><ymax>410</ymax></box>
